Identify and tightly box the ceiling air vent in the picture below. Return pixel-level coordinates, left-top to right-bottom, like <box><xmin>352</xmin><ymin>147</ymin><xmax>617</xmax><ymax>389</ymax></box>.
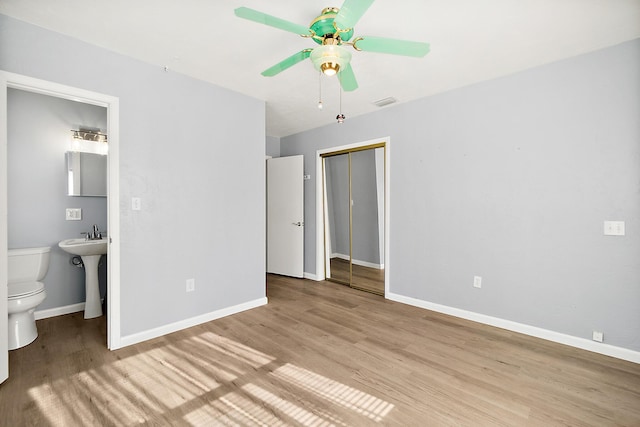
<box><xmin>372</xmin><ymin>97</ymin><xmax>397</xmax><ymax>107</ymax></box>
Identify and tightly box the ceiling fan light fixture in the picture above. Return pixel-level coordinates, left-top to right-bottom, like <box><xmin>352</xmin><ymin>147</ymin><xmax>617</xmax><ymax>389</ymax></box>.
<box><xmin>311</xmin><ymin>44</ymin><xmax>351</xmax><ymax>76</ymax></box>
<box><xmin>320</xmin><ymin>62</ymin><xmax>339</xmax><ymax>76</ymax></box>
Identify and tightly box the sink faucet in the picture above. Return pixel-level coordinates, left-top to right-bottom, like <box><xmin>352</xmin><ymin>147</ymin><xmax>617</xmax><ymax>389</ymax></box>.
<box><xmin>83</xmin><ymin>224</ymin><xmax>102</xmax><ymax>240</ymax></box>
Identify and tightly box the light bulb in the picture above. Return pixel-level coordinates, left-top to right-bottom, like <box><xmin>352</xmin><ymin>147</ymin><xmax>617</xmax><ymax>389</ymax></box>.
<box><xmin>322</xmin><ymin>67</ymin><xmax>338</xmax><ymax>76</ymax></box>
<box><xmin>317</xmin><ymin>101</ymin><xmax>323</xmax><ymax>109</ymax></box>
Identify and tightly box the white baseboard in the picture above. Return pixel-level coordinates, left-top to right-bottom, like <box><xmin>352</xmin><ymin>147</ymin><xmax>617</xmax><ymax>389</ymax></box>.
<box><xmin>35</xmin><ymin>302</ymin><xmax>85</xmax><ymax>320</ymax></box>
<box><xmin>331</xmin><ymin>253</ymin><xmax>383</xmax><ymax>270</ymax></box>
<box><xmin>386</xmin><ymin>292</ymin><xmax>640</xmax><ymax>364</ymax></box>
<box><xmin>118</xmin><ymin>297</ymin><xmax>268</xmax><ymax>348</ymax></box>
<box><xmin>304</xmin><ymin>272</ymin><xmax>320</xmax><ymax>281</ymax></box>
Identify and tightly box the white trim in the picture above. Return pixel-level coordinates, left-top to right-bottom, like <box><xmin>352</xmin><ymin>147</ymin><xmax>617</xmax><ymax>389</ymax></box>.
<box><xmin>315</xmin><ymin>154</ymin><xmax>325</xmax><ymax>281</ymax></box>
<box><xmin>119</xmin><ymin>297</ymin><xmax>268</xmax><ymax>348</ymax></box>
<box><xmin>0</xmin><ymin>71</ymin><xmax>121</xmax><ymax>351</ymax></box>
<box><xmin>387</xmin><ymin>292</ymin><xmax>640</xmax><ymax>364</ymax></box>
<box><xmin>35</xmin><ymin>303</ymin><xmax>85</xmax><ymax>320</ymax></box>
<box><xmin>0</xmin><ymin>75</ymin><xmax>8</xmax><ymax>383</ymax></box>
<box><xmin>304</xmin><ymin>272</ymin><xmax>321</xmax><ymax>281</ymax></box>
<box><xmin>315</xmin><ymin>137</ymin><xmax>391</xmax><ymax>292</ymax></box>
<box><xmin>106</xmin><ymin>98</ymin><xmax>121</xmax><ymax>350</ymax></box>
<box><xmin>330</xmin><ymin>253</ymin><xmax>383</xmax><ymax>270</ymax></box>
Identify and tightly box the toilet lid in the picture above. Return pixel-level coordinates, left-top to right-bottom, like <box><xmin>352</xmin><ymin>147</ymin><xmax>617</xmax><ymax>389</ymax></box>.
<box><xmin>8</xmin><ymin>281</ymin><xmax>45</xmax><ymax>299</ymax></box>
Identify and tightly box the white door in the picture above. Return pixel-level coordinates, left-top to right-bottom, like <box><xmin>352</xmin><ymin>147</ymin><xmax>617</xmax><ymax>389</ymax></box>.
<box><xmin>267</xmin><ymin>155</ymin><xmax>304</xmax><ymax>277</ymax></box>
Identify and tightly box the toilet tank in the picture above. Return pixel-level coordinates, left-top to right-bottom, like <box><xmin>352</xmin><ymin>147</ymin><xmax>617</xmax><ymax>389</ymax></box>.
<box><xmin>7</xmin><ymin>246</ymin><xmax>51</xmax><ymax>283</ymax></box>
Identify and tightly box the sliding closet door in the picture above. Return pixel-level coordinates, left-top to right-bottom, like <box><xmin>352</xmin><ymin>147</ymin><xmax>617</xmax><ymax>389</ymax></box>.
<box><xmin>323</xmin><ymin>144</ymin><xmax>385</xmax><ymax>295</ymax></box>
<box><xmin>323</xmin><ymin>153</ymin><xmax>351</xmax><ymax>285</ymax></box>
<box><xmin>350</xmin><ymin>148</ymin><xmax>385</xmax><ymax>295</ymax></box>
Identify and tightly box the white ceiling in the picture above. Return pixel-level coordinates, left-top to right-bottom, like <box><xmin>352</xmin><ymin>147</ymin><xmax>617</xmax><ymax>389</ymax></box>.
<box><xmin>1</xmin><ymin>1</ymin><xmax>639</xmax><ymax>137</ymax></box>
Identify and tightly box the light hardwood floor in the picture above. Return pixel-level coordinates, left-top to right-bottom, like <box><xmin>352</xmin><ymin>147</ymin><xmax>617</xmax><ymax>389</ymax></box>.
<box><xmin>1</xmin><ymin>274</ymin><xmax>639</xmax><ymax>426</ymax></box>
<box><xmin>329</xmin><ymin>258</ymin><xmax>385</xmax><ymax>295</ymax></box>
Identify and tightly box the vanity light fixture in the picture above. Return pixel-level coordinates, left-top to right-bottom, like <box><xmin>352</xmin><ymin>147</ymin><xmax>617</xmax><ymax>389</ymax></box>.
<box><xmin>71</xmin><ymin>129</ymin><xmax>108</xmax><ymax>143</ymax></box>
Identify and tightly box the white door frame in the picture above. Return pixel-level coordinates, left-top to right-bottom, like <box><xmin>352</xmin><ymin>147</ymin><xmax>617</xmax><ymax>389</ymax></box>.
<box><xmin>315</xmin><ymin>137</ymin><xmax>391</xmax><ymax>295</ymax></box>
<box><xmin>0</xmin><ymin>72</ymin><xmax>122</xmax><ymax>359</ymax></box>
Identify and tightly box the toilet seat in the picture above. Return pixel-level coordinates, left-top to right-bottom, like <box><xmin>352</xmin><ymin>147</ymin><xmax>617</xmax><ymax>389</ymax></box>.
<box><xmin>8</xmin><ymin>281</ymin><xmax>45</xmax><ymax>299</ymax></box>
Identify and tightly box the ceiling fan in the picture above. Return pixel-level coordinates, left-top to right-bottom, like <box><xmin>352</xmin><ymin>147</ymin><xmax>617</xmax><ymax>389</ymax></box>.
<box><xmin>234</xmin><ymin>0</ymin><xmax>430</xmax><ymax>92</ymax></box>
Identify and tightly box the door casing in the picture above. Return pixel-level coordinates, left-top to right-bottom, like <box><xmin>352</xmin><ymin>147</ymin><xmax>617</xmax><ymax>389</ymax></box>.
<box><xmin>0</xmin><ymin>72</ymin><xmax>121</xmax><ymax>383</ymax></box>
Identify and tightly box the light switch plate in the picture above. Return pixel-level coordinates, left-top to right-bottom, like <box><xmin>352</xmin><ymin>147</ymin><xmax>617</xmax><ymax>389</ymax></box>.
<box><xmin>473</xmin><ymin>276</ymin><xmax>482</xmax><ymax>288</ymax></box>
<box><xmin>65</xmin><ymin>208</ymin><xmax>82</xmax><ymax>221</ymax></box>
<box><xmin>604</xmin><ymin>221</ymin><xmax>625</xmax><ymax>236</ymax></box>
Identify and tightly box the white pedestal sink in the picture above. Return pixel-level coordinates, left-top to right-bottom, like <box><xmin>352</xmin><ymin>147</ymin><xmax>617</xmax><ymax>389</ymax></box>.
<box><xmin>58</xmin><ymin>238</ymin><xmax>107</xmax><ymax>319</ymax></box>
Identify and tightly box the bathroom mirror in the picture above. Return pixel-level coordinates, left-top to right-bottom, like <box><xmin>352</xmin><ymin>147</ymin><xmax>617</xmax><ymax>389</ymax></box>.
<box><xmin>66</xmin><ymin>151</ymin><xmax>107</xmax><ymax>197</ymax></box>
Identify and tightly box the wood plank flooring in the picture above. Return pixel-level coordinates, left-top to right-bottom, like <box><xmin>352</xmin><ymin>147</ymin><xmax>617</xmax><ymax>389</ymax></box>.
<box><xmin>1</xmin><ymin>274</ymin><xmax>639</xmax><ymax>426</ymax></box>
<box><xmin>329</xmin><ymin>258</ymin><xmax>385</xmax><ymax>295</ymax></box>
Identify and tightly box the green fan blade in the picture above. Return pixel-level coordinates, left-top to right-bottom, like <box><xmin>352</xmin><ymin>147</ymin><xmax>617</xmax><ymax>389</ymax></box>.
<box><xmin>338</xmin><ymin>63</ymin><xmax>358</xmax><ymax>91</ymax></box>
<box><xmin>355</xmin><ymin>36</ymin><xmax>430</xmax><ymax>57</ymax></box>
<box><xmin>235</xmin><ymin>7</ymin><xmax>310</xmax><ymax>36</ymax></box>
<box><xmin>261</xmin><ymin>50</ymin><xmax>312</xmax><ymax>77</ymax></box>
<box><xmin>334</xmin><ymin>0</ymin><xmax>375</xmax><ymax>31</ymax></box>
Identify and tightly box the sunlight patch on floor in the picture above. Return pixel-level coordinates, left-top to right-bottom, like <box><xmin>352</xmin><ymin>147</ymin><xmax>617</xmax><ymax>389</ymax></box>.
<box><xmin>194</xmin><ymin>331</ymin><xmax>276</xmax><ymax>369</ymax></box>
<box><xmin>28</xmin><ymin>372</ymin><xmax>148</xmax><ymax>426</ymax></box>
<box><xmin>27</xmin><ymin>331</ymin><xmax>394</xmax><ymax>425</ymax></box>
<box><xmin>184</xmin><ymin>390</ymin><xmax>285</xmax><ymax>426</ymax></box>
<box><xmin>272</xmin><ymin>363</ymin><xmax>395</xmax><ymax>422</ymax></box>
<box><xmin>243</xmin><ymin>383</ymin><xmax>339</xmax><ymax>427</ymax></box>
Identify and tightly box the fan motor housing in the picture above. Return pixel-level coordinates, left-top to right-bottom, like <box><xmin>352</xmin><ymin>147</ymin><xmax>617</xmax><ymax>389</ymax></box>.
<box><xmin>309</xmin><ymin>8</ymin><xmax>353</xmax><ymax>43</ymax></box>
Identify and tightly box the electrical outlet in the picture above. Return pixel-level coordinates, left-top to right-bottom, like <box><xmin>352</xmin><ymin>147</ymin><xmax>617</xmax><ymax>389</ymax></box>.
<box><xmin>186</xmin><ymin>278</ymin><xmax>195</xmax><ymax>292</ymax></box>
<box><xmin>592</xmin><ymin>331</ymin><xmax>604</xmax><ymax>343</ymax></box>
<box><xmin>132</xmin><ymin>197</ymin><xmax>141</xmax><ymax>211</ymax></box>
<box><xmin>473</xmin><ymin>276</ymin><xmax>482</xmax><ymax>288</ymax></box>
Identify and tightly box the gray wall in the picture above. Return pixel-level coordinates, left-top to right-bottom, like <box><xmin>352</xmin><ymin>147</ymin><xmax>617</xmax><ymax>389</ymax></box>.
<box><xmin>8</xmin><ymin>89</ymin><xmax>108</xmax><ymax>310</ymax></box>
<box><xmin>266</xmin><ymin>135</ymin><xmax>280</xmax><ymax>158</ymax></box>
<box><xmin>282</xmin><ymin>39</ymin><xmax>640</xmax><ymax>352</ymax></box>
<box><xmin>1</xmin><ymin>15</ymin><xmax>266</xmax><ymax>337</ymax></box>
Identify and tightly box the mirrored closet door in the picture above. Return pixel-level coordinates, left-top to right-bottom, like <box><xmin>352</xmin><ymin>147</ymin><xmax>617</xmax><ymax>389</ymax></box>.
<box><xmin>322</xmin><ymin>143</ymin><xmax>385</xmax><ymax>295</ymax></box>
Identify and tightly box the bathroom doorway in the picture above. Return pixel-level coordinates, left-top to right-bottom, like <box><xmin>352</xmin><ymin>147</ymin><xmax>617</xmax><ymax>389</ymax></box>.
<box><xmin>0</xmin><ymin>72</ymin><xmax>121</xmax><ymax>382</ymax></box>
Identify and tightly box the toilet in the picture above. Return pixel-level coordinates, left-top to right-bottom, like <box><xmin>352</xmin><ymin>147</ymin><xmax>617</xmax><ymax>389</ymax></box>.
<box><xmin>7</xmin><ymin>246</ymin><xmax>50</xmax><ymax>350</ymax></box>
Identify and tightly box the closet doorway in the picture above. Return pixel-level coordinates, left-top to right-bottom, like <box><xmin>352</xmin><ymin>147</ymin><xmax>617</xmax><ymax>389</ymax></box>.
<box><xmin>322</xmin><ymin>143</ymin><xmax>385</xmax><ymax>295</ymax></box>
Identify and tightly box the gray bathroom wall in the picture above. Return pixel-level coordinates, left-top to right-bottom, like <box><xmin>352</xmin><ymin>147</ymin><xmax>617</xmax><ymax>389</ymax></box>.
<box><xmin>1</xmin><ymin>15</ymin><xmax>266</xmax><ymax>338</ymax></box>
<box><xmin>281</xmin><ymin>39</ymin><xmax>640</xmax><ymax>352</ymax></box>
<box><xmin>8</xmin><ymin>89</ymin><xmax>108</xmax><ymax>311</ymax></box>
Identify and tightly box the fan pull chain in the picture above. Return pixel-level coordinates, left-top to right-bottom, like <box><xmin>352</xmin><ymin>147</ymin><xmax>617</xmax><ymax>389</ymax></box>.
<box><xmin>317</xmin><ymin>70</ymin><xmax>323</xmax><ymax>109</ymax></box>
<box><xmin>336</xmin><ymin>76</ymin><xmax>345</xmax><ymax>124</ymax></box>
